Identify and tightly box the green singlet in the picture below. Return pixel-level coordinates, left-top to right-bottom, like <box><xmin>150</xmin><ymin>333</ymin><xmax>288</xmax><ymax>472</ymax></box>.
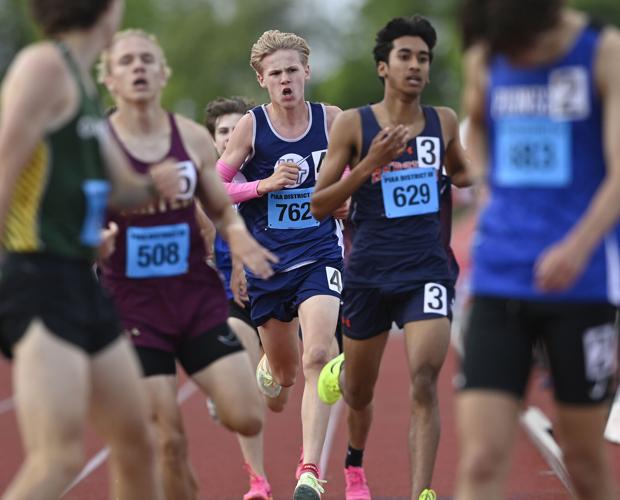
<box><xmin>2</xmin><ymin>41</ymin><xmax>110</xmax><ymax>261</ymax></box>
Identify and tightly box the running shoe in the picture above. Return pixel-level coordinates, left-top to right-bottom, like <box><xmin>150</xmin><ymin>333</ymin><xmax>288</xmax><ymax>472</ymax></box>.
<box><xmin>344</xmin><ymin>466</ymin><xmax>371</xmax><ymax>500</ymax></box>
<box><xmin>256</xmin><ymin>354</ymin><xmax>281</xmax><ymax>398</ymax></box>
<box><xmin>317</xmin><ymin>353</ymin><xmax>344</xmax><ymax>405</ymax></box>
<box><xmin>242</xmin><ymin>463</ymin><xmax>273</xmax><ymax>500</ymax></box>
<box><xmin>419</xmin><ymin>488</ymin><xmax>437</xmax><ymax>500</ymax></box>
<box><xmin>293</xmin><ymin>472</ymin><xmax>325</xmax><ymax>500</ymax></box>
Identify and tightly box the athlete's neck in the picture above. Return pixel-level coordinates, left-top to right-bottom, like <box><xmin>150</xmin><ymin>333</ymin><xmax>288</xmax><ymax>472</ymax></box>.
<box><xmin>378</xmin><ymin>94</ymin><xmax>424</xmax><ymax>127</ymax></box>
<box><xmin>111</xmin><ymin>103</ymin><xmax>169</xmax><ymax>137</ymax></box>
<box><xmin>264</xmin><ymin>100</ymin><xmax>309</xmax><ymax>138</ymax></box>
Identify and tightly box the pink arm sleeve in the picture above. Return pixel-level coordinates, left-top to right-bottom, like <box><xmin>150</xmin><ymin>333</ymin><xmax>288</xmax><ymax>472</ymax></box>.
<box><xmin>216</xmin><ymin>159</ymin><xmax>261</xmax><ymax>203</ymax></box>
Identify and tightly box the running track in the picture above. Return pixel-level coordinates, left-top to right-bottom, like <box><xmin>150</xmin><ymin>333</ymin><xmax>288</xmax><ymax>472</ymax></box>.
<box><xmin>1</xmin><ymin>211</ymin><xmax>618</xmax><ymax>499</ymax></box>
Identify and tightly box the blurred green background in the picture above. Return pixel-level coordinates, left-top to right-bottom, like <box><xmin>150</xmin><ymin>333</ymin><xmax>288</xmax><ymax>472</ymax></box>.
<box><xmin>2</xmin><ymin>0</ymin><xmax>619</xmax><ymax>119</ymax></box>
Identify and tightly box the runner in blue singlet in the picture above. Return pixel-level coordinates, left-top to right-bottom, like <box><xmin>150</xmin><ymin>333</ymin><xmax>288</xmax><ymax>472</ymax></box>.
<box><xmin>216</xmin><ymin>30</ymin><xmax>348</xmax><ymax>500</ymax></box>
<box><xmin>313</xmin><ymin>16</ymin><xmax>469</xmax><ymax>500</ymax></box>
<box><xmin>455</xmin><ymin>1</ymin><xmax>620</xmax><ymax>498</ymax></box>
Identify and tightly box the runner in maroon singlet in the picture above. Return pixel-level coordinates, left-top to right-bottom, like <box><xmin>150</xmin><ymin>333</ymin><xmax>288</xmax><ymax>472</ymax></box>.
<box><xmin>98</xmin><ymin>29</ymin><xmax>276</xmax><ymax>500</ymax></box>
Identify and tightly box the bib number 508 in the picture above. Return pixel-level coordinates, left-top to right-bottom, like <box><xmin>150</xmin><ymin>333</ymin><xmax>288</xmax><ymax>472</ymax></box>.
<box><xmin>137</xmin><ymin>243</ymin><xmax>180</xmax><ymax>268</ymax></box>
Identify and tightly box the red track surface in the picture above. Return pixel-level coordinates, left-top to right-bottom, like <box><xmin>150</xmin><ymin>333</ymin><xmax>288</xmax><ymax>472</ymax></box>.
<box><xmin>1</xmin><ymin>211</ymin><xmax>618</xmax><ymax>499</ymax></box>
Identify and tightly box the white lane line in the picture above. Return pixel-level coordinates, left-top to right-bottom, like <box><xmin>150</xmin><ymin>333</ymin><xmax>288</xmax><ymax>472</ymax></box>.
<box><xmin>319</xmin><ymin>398</ymin><xmax>345</xmax><ymax>478</ymax></box>
<box><xmin>62</xmin><ymin>379</ymin><xmax>198</xmax><ymax>497</ymax></box>
<box><xmin>520</xmin><ymin>406</ymin><xmax>575</xmax><ymax>495</ymax></box>
<box><xmin>0</xmin><ymin>397</ymin><xmax>14</xmax><ymax>415</ymax></box>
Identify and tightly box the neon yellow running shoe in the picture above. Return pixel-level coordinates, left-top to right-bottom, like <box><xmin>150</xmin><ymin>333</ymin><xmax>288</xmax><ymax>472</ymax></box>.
<box><xmin>256</xmin><ymin>354</ymin><xmax>281</xmax><ymax>398</ymax></box>
<box><xmin>293</xmin><ymin>472</ymin><xmax>326</xmax><ymax>499</ymax></box>
<box><xmin>317</xmin><ymin>353</ymin><xmax>344</xmax><ymax>405</ymax></box>
<box><xmin>419</xmin><ymin>488</ymin><xmax>437</xmax><ymax>500</ymax></box>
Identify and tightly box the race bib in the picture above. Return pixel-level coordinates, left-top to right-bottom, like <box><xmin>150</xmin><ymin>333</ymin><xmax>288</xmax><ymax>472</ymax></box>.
<box><xmin>495</xmin><ymin>117</ymin><xmax>571</xmax><ymax>187</ymax></box>
<box><xmin>267</xmin><ymin>188</ymin><xmax>319</xmax><ymax>229</ymax></box>
<box><xmin>381</xmin><ymin>168</ymin><xmax>438</xmax><ymax>218</ymax></box>
<box><xmin>126</xmin><ymin>223</ymin><xmax>190</xmax><ymax>278</ymax></box>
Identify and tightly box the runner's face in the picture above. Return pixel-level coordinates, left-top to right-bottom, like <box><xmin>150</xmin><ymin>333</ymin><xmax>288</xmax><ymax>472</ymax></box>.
<box><xmin>105</xmin><ymin>35</ymin><xmax>168</xmax><ymax>104</ymax></box>
<box><xmin>257</xmin><ymin>49</ymin><xmax>309</xmax><ymax>108</ymax></box>
<box><xmin>378</xmin><ymin>36</ymin><xmax>430</xmax><ymax>97</ymax></box>
<box><xmin>213</xmin><ymin>113</ymin><xmax>243</xmax><ymax>156</ymax></box>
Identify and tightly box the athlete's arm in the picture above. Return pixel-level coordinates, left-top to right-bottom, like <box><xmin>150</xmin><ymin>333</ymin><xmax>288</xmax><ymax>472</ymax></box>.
<box><xmin>311</xmin><ymin>109</ymin><xmax>409</xmax><ymax>221</ymax></box>
<box><xmin>323</xmin><ymin>104</ymin><xmax>352</xmax><ymax>219</ymax></box>
<box><xmin>325</xmin><ymin>105</ymin><xmax>343</xmax><ymax>132</ymax></box>
<box><xmin>0</xmin><ymin>45</ymin><xmax>70</xmax><ymax>242</ymax></box>
<box><xmin>186</xmin><ymin>120</ymin><xmax>277</xmax><ymax>278</ymax></box>
<box><xmin>437</xmin><ymin>107</ymin><xmax>471</xmax><ymax>188</ymax></box>
<box><xmin>195</xmin><ymin>202</ymin><xmax>216</xmax><ymax>260</ymax></box>
<box><xmin>218</xmin><ymin>113</ymin><xmax>298</xmax><ymax>201</ymax></box>
<box><xmin>462</xmin><ymin>44</ymin><xmax>490</xmax><ymax>186</ymax></box>
<box><xmin>535</xmin><ymin>28</ymin><xmax>620</xmax><ymax>291</ymax></box>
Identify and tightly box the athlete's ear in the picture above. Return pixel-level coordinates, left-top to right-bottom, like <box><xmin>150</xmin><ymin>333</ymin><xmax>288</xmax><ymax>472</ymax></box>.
<box><xmin>304</xmin><ymin>64</ymin><xmax>311</xmax><ymax>81</ymax></box>
<box><xmin>104</xmin><ymin>75</ymin><xmax>116</xmax><ymax>94</ymax></box>
<box><xmin>256</xmin><ymin>71</ymin><xmax>266</xmax><ymax>88</ymax></box>
<box><xmin>377</xmin><ymin>61</ymin><xmax>388</xmax><ymax>80</ymax></box>
<box><xmin>159</xmin><ymin>64</ymin><xmax>170</xmax><ymax>88</ymax></box>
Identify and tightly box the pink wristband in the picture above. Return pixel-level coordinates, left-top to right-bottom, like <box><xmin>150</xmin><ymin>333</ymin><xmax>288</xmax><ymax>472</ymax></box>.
<box><xmin>216</xmin><ymin>159</ymin><xmax>260</xmax><ymax>203</ymax></box>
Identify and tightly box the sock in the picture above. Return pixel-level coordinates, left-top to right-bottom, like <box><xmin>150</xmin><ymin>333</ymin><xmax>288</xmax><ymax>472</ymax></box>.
<box><xmin>299</xmin><ymin>463</ymin><xmax>320</xmax><ymax>479</ymax></box>
<box><xmin>345</xmin><ymin>445</ymin><xmax>364</xmax><ymax>468</ymax></box>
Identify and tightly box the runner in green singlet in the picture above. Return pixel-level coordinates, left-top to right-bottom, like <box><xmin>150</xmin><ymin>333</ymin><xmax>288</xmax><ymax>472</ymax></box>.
<box><xmin>0</xmin><ymin>1</ymin><xmax>181</xmax><ymax>499</ymax></box>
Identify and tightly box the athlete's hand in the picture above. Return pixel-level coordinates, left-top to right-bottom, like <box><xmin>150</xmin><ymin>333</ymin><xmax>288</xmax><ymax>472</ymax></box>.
<box><xmin>149</xmin><ymin>159</ymin><xmax>182</xmax><ymax>201</ymax></box>
<box><xmin>231</xmin><ymin>262</ymin><xmax>249</xmax><ymax>307</ymax></box>
<box><xmin>362</xmin><ymin>126</ymin><xmax>410</xmax><ymax>175</ymax></box>
<box><xmin>257</xmin><ymin>162</ymin><xmax>300</xmax><ymax>194</ymax></box>
<box><xmin>332</xmin><ymin>198</ymin><xmax>350</xmax><ymax>220</ymax></box>
<box><xmin>534</xmin><ymin>237</ymin><xmax>590</xmax><ymax>292</ymax></box>
<box><xmin>227</xmin><ymin>224</ymin><xmax>278</xmax><ymax>279</ymax></box>
<box><xmin>98</xmin><ymin>222</ymin><xmax>118</xmax><ymax>260</ymax></box>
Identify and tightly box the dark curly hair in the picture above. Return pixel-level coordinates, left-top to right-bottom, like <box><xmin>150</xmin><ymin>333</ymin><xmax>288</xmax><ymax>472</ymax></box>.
<box><xmin>204</xmin><ymin>96</ymin><xmax>255</xmax><ymax>136</ymax></box>
<box><xmin>29</xmin><ymin>0</ymin><xmax>115</xmax><ymax>36</ymax></box>
<box><xmin>373</xmin><ymin>16</ymin><xmax>437</xmax><ymax>66</ymax></box>
<box><xmin>460</xmin><ymin>0</ymin><xmax>564</xmax><ymax>53</ymax></box>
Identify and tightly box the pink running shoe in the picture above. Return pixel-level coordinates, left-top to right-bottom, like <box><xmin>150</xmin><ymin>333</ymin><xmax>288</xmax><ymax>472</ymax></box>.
<box><xmin>344</xmin><ymin>466</ymin><xmax>371</xmax><ymax>500</ymax></box>
<box><xmin>243</xmin><ymin>464</ymin><xmax>273</xmax><ymax>500</ymax></box>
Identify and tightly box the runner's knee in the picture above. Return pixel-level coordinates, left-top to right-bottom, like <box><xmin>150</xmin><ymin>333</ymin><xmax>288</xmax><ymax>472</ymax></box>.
<box><xmin>271</xmin><ymin>363</ymin><xmax>297</xmax><ymax>387</ymax></box>
<box><xmin>220</xmin><ymin>407</ymin><xmax>262</xmax><ymax>437</ymax></box>
<box><xmin>302</xmin><ymin>344</ymin><xmax>331</xmax><ymax>373</ymax></box>
<box><xmin>410</xmin><ymin>364</ymin><xmax>438</xmax><ymax>407</ymax></box>
<box><xmin>29</xmin><ymin>441</ymin><xmax>84</xmax><ymax>483</ymax></box>
<box><xmin>346</xmin><ymin>382</ymin><xmax>374</xmax><ymax>411</ymax></box>
<box><xmin>159</xmin><ymin>427</ymin><xmax>189</xmax><ymax>464</ymax></box>
<box><xmin>460</xmin><ymin>443</ymin><xmax>506</xmax><ymax>485</ymax></box>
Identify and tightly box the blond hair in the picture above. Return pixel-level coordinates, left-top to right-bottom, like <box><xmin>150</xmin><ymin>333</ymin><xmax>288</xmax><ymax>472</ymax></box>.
<box><xmin>97</xmin><ymin>29</ymin><xmax>172</xmax><ymax>83</ymax></box>
<box><xmin>250</xmin><ymin>30</ymin><xmax>310</xmax><ymax>74</ymax></box>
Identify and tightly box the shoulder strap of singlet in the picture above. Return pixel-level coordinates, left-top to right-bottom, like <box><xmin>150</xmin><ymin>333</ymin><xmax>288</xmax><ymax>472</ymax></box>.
<box><xmin>358</xmin><ymin>105</ymin><xmax>380</xmax><ymax>158</ymax></box>
<box><xmin>168</xmin><ymin>112</ymin><xmax>185</xmax><ymax>156</ymax></box>
<box><xmin>55</xmin><ymin>41</ymin><xmax>91</xmax><ymax>104</ymax></box>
